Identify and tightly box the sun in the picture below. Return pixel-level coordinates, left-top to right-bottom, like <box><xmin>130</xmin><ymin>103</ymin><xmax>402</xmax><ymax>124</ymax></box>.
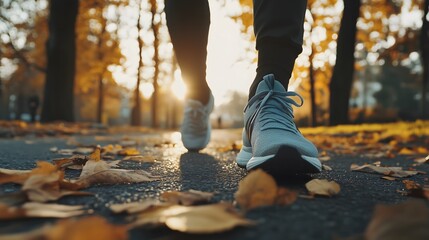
<box><xmin>170</xmin><ymin>70</ymin><xmax>187</xmax><ymax>100</ymax></box>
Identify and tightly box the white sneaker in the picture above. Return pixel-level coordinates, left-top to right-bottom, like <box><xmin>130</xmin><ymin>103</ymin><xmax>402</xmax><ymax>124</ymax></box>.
<box><xmin>236</xmin><ymin>74</ymin><xmax>321</xmax><ymax>175</ymax></box>
<box><xmin>180</xmin><ymin>93</ymin><xmax>214</xmax><ymax>151</ymax></box>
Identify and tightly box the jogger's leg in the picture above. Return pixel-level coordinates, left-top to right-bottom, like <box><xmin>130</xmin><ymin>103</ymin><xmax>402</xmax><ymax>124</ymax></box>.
<box><xmin>164</xmin><ymin>0</ymin><xmax>211</xmax><ymax>104</ymax></box>
<box><xmin>249</xmin><ymin>0</ymin><xmax>307</xmax><ymax>98</ymax></box>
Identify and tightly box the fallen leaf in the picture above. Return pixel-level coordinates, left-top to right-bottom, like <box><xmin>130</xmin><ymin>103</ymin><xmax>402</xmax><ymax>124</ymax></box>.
<box><xmin>0</xmin><ymin>216</ymin><xmax>127</xmax><ymax>240</ymax></box>
<box><xmin>131</xmin><ymin>203</ymin><xmax>254</xmax><ymax>234</ymax></box>
<box><xmin>398</xmin><ymin>147</ymin><xmax>416</xmax><ymax>155</ymax></box>
<box><xmin>74</xmin><ymin>158</ymin><xmax>158</xmax><ymax>189</ymax></box>
<box><xmin>350</xmin><ymin>163</ymin><xmax>419</xmax><ymax>178</ymax></box>
<box><xmin>0</xmin><ymin>202</ymin><xmax>87</xmax><ymax>219</ymax></box>
<box><xmin>110</xmin><ymin>199</ymin><xmax>169</xmax><ymax>214</ymax></box>
<box><xmin>122</xmin><ymin>155</ymin><xmax>155</xmax><ymax>163</ymax></box>
<box><xmin>364</xmin><ymin>200</ymin><xmax>429</xmax><ymax>240</ymax></box>
<box><xmin>319</xmin><ymin>156</ymin><xmax>331</xmax><ymax>161</ymax></box>
<box><xmin>235</xmin><ymin>169</ymin><xmax>278</xmax><ymax>210</ymax></box>
<box><xmin>305</xmin><ymin>179</ymin><xmax>340</xmax><ymax>197</ymax></box>
<box><xmin>160</xmin><ymin>190</ymin><xmax>214</xmax><ymax>206</ymax></box>
<box><xmin>414</xmin><ymin>155</ymin><xmax>429</xmax><ymax>164</ymax></box>
<box><xmin>52</xmin><ymin>155</ymin><xmax>89</xmax><ymax>170</ymax></box>
<box><xmin>0</xmin><ymin>168</ymin><xmax>31</xmax><ymax>184</ymax></box>
<box><xmin>402</xmin><ymin>180</ymin><xmax>429</xmax><ymax>200</ymax></box>
<box><xmin>381</xmin><ymin>176</ymin><xmax>397</xmax><ymax>181</ymax></box>
<box><xmin>275</xmin><ymin>187</ymin><xmax>298</xmax><ymax>205</ymax></box>
<box><xmin>118</xmin><ymin>148</ymin><xmax>140</xmax><ymax>156</ymax></box>
<box><xmin>322</xmin><ymin>164</ymin><xmax>333</xmax><ymax>171</ymax></box>
<box><xmin>57</xmin><ymin>147</ymin><xmax>94</xmax><ymax>155</ymax></box>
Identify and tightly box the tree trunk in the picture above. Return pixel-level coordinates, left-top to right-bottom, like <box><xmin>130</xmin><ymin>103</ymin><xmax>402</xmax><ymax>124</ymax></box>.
<box><xmin>150</xmin><ymin>0</ymin><xmax>160</xmax><ymax>128</ymax></box>
<box><xmin>309</xmin><ymin>45</ymin><xmax>317</xmax><ymax>127</ymax></box>
<box><xmin>329</xmin><ymin>0</ymin><xmax>361</xmax><ymax>125</ymax></box>
<box><xmin>41</xmin><ymin>0</ymin><xmax>78</xmax><ymax>122</ymax></box>
<box><xmin>131</xmin><ymin>0</ymin><xmax>143</xmax><ymax>126</ymax></box>
<box><xmin>96</xmin><ymin>75</ymin><xmax>104</xmax><ymax>123</ymax></box>
<box><xmin>421</xmin><ymin>0</ymin><xmax>429</xmax><ymax>118</ymax></box>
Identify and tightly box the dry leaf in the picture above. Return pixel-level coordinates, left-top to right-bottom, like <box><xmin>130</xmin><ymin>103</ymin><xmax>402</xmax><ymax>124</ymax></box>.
<box><xmin>110</xmin><ymin>199</ymin><xmax>169</xmax><ymax>214</ymax></box>
<box><xmin>0</xmin><ymin>202</ymin><xmax>87</xmax><ymax>220</ymax></box>
<box><xmin>74</xmin><ymin>158</ymin><xmax>158</xmax><ymax>189</ymax></box>
<box><xmin>52</xmin><ymin>155</ymin><xmax>88</xmax><ymax>169</ymax></box>
<box><xmin>365</xmin><ymin>200</ymin><xmax>429</xmax><ymax>240</ymax></box>
<box><xmin>381</xmin><ymin>176</ymin><xmax>397</xmax><ymax>181</ymax></box>
<box><xmin>235</xmin><ymin>169</ymin><xmax>278</xmax><ymax>210</ymax></box>
<box><xmin>46</xmin><ymin>216</ymin><xmax>128</xmax><ymax>240</ymax></box>
<box><xmin>0</xmin><ymin>168</ymin><xmax>31</xmax><ymax>184</ymax></box>
<box><xmin>275</xmin><ymin>187</ymin><xmax>298</xmax><ymax>205</ymax></box>
<box><xmin>0</xmin><ymin>216</ymin><xmax>127</xmax><ymax>240</ymax></box>
<box><xmin>305</xmin><ymin>179</ymin><xmax>340</xmax><ymax>197</ymax></box>
<box><xmin>118</xmin><ymin>148</ymin><xmax>140</xmax><ymax>156</ymax></box>
<box><xmin>57</xmin><ymin>147</ymin><xmax>94</xmax><ymax>155</ymax></box>
<box><xmin>398</xmin><ymin>148</ymin><xmax>416</xmax><ymax>155</ymax></box>
<box><xmin>122</xmin><ymin>155</ymin><xmax>155</xmax><ymax>163</ymax></box>
<box><xmin>402</xmin><ymin>180</ymin><xmax>429</xmax><ymax>200</ymax></box>
<box><xmin>131</xmin><ymin>203</ymin><xmax>254</xmax><ymax>234</ymax></box>
<box><xmin>414</xmin><ymin>155</ymin><xmax>429</xmax><ymax>164</ymax></box>
<box><xmin>160</xmin><ymin>190</ymin><xmax>214</xmax><ymax>206</ymax></box>
<box><xmin>350</xmin><ymin>163</ymin><xmax>419</xmax><ymax>178</ymax></box>
<box><xmin>319</xmin><ymin>156</ymin><xmax>331</xmax><ymax>161</ymax></box>
<box><xmin>322</xmin><ymin>164</ymin><xmax>333</xmax><ymax>171</ymax></box>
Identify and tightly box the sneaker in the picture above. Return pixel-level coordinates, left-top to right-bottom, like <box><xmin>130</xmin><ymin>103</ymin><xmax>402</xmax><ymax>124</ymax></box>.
<box><xmin>180</xmin><ymin>93</ymin><xmax>214</xmax><ymax>151</ymax></box>
<box><xmin>236</xmin><ymin>74</ymin><xmax>321</xmax><ymax>175</ymax></box>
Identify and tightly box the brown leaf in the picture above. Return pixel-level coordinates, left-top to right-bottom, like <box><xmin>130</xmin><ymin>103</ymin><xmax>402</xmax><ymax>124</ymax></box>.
<box><xmin>235</xmin><ymin>169</ymin><xmax>278</xmax><ymax>210</ymax></box>
<box><xmin>0</xmin><ymin>168</ymin><xmax>31</xmax><ymax>184</ymax></box>
<box><xmin>0</xmin><ymin>202</ymin><xmax>87</xmax><ymax>220</ymax></box>
<box><xmin>398</xmin><ymin>147</ymin><xmax>416</xmax><ymax>155</ymax></box>
<box><xmin>110</xmin><ymin>199</ymin><xmax>169</xmax><ymax>214</ymax></box>
<box><xmin>52</xmin><ymin>155</ymin><xmax>88</xmax><ymax>169</ymax></box>
<box><xmin>131</xmin><ymin>203</ymin><xmax>254</xmax><ymax>234</ymax></box>
<box><xmin>365</xmin><ymin>200</ymin><xmax>429</xmax><ymax>240</ymax></box>
<box><xmin>46</xmin><ymin>216</ymin><xmax>128</xmax><ymax>240</ymax></box>
<box><xmin>381</xmin><ymin>176</ymin><xmax>397</xmax><ymax>181</ymax></box>
<box><xmin>160</xmin><ymin>190</ymin><xmax>214</xmax><ymax>206</ymax></box>
<box><xmin>0</xmin><ymin>216</ymin><xmax>128</xmax><ymax>240</ymax></box>
<box><xmin>350</xmin><ymin>163</ymin><xmax>419</xmax><ymax>178</ymax></box>
<box><xmin>402</xmin><ymin>180</ymin><xmax>429</xmax><ymax>200</ymax></box>
<box><xmin>305</xmin><ymin>179</ymin><xmax>340</xmax><ymax>197</ymax></box>
<box><xmin>122</xmin><ymin>155</ymin><xmax>155</xmax><ymax>163</ymax></box>
<box><xmin>275</xmin><ymin>187</ymin><xmax>298</xmax><ymax>205</ymax></box>
<box><xmin>74</xmin><ymin>158</ymin><xmax>158</xmax><ymax>189</ymax></box>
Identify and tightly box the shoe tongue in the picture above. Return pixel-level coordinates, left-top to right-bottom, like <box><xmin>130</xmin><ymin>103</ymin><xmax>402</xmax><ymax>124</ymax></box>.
<box><xmin>255</xmin><ymin>74</ymin><xmax>286</xmax><ymax>94</ymax></box>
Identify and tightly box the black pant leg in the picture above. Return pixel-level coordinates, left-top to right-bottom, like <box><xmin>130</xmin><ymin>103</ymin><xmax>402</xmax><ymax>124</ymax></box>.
<box><xmin>164</xmin><ymin>0</ymin><xmax>211</xmax><ymax>103</ymax></box>
<box><xmin>250</xmin><ymin>0</ymin><xmax>308</xmax><ymax>98</ymax></box>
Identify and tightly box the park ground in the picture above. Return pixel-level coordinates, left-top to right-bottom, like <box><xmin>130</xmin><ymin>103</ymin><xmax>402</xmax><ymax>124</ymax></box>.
<box><xmin>0</xmin><ymin>121</ymin><xmax>429</xmax><ymax>240</ymax></box>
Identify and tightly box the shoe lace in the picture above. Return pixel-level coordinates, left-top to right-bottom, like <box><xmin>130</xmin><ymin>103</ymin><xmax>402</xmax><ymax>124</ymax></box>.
<box><xmin>244</xmin><ymin>81</ymin><xmax>304</xmax><ymax>141</ymax></box>
<box><xmin>182</xmin><ymin>103</ymin><xmax>208</xmax><ymax>133</ymax></box>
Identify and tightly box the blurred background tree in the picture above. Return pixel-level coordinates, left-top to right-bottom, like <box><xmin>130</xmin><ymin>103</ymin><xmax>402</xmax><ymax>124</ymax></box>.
<box><xmin>0</xmin><ymin>0</ymin><xmax>428</xmax><ymax>127</ymax></box>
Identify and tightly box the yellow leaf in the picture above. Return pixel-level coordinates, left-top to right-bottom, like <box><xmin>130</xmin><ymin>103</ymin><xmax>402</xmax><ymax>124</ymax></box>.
<box><xmin>118</xmin><ymin>148</ymin><xmax>140</xmax><ymax>156</ymax></box>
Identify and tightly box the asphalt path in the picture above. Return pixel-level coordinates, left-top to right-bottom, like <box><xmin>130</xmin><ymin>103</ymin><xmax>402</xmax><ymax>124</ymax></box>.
<box><xmin>0</xmin><ymin>129</ymin><xmax>428</xmax><ymax>240</ymax></box>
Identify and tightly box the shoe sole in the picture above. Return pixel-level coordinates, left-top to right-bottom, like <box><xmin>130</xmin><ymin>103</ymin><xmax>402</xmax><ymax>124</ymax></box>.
<box><xmin>246</xmin><ymin>145</ymin><xmax>321</xmax><ymax>176</ymax></box>
<box><xmin>182</xmin><ymin>124</ymin><xmax>212</xmax><ymax>152</ymax></box>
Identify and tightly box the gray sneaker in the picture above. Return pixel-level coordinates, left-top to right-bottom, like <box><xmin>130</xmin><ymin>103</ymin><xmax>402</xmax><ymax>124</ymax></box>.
<box><xmin>180</xmin><ymin>94</ymin><xmax>214</xmax><ymax>151</ymax></box>
<box><xmin>236</xmin><ymin>74</ymin><xmax>321</xmax><ymax>175</ymax></box>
